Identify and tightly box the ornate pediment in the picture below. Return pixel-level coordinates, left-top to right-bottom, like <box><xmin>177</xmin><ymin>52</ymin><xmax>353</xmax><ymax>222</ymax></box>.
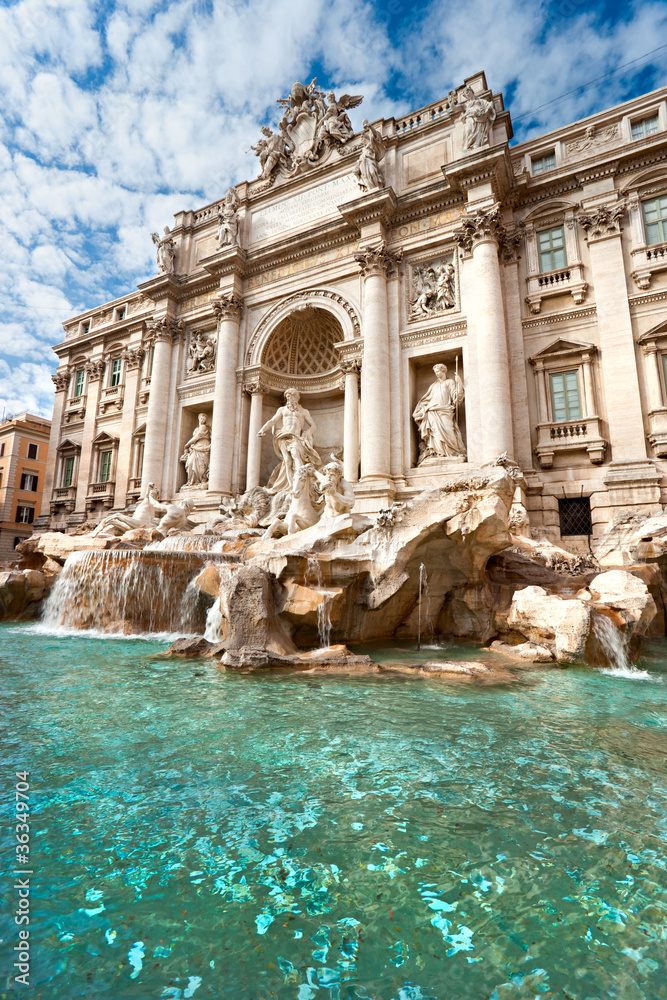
<box><xmin>250</xmin><ymin>79</ymin><xmax>363</xmax><ymax>185</ymax></box>
<box><xmin>56</xmin><ymin>437</ymin><xmax>81</xmax><ymax>452</ymax></box>
<box><xmin>638</xmin><ymin>319</ymin><xmax>667</xmax><ymax>342</ymax></box>
<box><xmin>529</xmin><ymin>338</ymin><xmax>595</xmax><ymax>362</ymax></box>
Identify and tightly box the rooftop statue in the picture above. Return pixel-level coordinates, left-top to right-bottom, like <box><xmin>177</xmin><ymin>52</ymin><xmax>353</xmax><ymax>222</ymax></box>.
<box><xmin>216</xmin><ymin>187</ymin><xmax>240</xmax><ymax>248</ymax></box>
<box><xmin>355</xmin><ymin>119</ymin><xmax>385</xmax><ymax>192</ymax></box>
<box><xmin>460</xmin><ymin>85</ymin><xmax>496</xmax><ymax>151</ymax></box>
<box><xmin>252</xmin><ymin>80</ymin><xmax>363</xmax><ymax>184</ymax></box>
<box><xmin>151</xmin><ymin>226</ymin><xmax>176</xmax><ymax>274</ymax></box>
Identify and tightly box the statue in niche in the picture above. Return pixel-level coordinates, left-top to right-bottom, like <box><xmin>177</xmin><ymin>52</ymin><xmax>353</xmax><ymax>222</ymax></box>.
<box><xmin>411</xmin><ymin>260</ymin><xmax>456</xmax><ymax>317</ymax></box>
<box><xmin>460</xmin><ymin>85</ymin><xmax>497</xmax><ymax>151</ymax></box>
<box><xmin>180</xmin><ymin>412</ymin><xmax>211</xmax><ymax>487</ymax></box>
<box><xmin>217</xmin><ymin>188</ymin><xmax>240</xmax><ymax>248</ymax></box>
<box><xmin>257</xmin><ymin>388</ymin><xmax>322</xmax><ymax>492</ymax></box>
<box><xmin>151</xmin><ymin>226</ymin><xmax>176</xmax><ymax>274</ymax></box>
<box><xmin>187</xmin><ymin>331</ymin><xmax>216</xmax><ymax>374</ymax></box>
<box><xmin>90</xmin><ymin>484</ymin><xmax>167</xmax><ymax>536</ymax></box>
<box><xmin>314</xmin><ymin>455</ymin><xmax>355</xmax><ymax>518</ymax></box>
<box><xmin>157</xmin><ymin>498</ymin><xmax>195</xmax><ymax>535</ymax></box>
<box><xmin>355</xmin><ymin>120</ymin><xmax>385</xmax><ymax>192</ymax></box>
<box><xmin>413</xmin><ymin>363</ymin><xmax>466</xmax><ymax>462</ymax></box>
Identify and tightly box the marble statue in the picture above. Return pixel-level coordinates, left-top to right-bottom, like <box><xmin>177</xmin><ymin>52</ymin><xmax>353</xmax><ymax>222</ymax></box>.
<box><xmin>217</xmin><ymin>188</ymin><xmax>240</xmax><ymax>248</ymax></box>
<box><xmin>315</xmin><ymin>91</ymin><xmax>363</xmax><ymax>147</ymax></box>
<box><xmin>413</xmin><ymin>363</ymin><xmax>466</xmax><ymax>462</ymax></box>
<box><xmin>460</xmin><ymin>86</ymin><xmax>496</xmax><ymax>150</ymax></box>
<box><xmin>355</xmin><ymin>120</ymin><xmax>385</xmax><ymax>192</ymax></box>
<box><xmin>187</xmin><ymin>331</ymin><xmax>216</xmax><ymax>374</ymax></box>
<box><xmin>258</xmin><ymin>388</ymin><xmax>321</xmax><ymax>492</ymax></box>
<box><xmin>90</xmin><ymin>484</ymin><xmax>167</xmax><ymax>536</ymax></box>
<box><xmin>180</xmin><ymin>412</ymin><xmax>211</xmax><ymax>487</ymax></box>
<box><xmin>263</xmin><ymin>464</ymin><xmax>321</xmax><ymax>538</ymax></box>
<box><xmin>157</xmin><ymin>498</ymin><xmax>195</xmax><ymax>535</ymax></box>
<box><xmin>411</xmin><ymin>260</ymin><xmax>456</xmax><ymax>316</ymax></box>
<box><xmin>314</xmin><ymin>456</ymin><xmax>355</xmax><ymax>518</ymax></box>
<box><xmin>151</xmin><ymin>226</ymin><xmax>176</xmax><ymax>274</ymax></box>
<box><xmin>251</xmin><ymin>126</ymin><xmax>289</xmax><ymax>181</ymax></box>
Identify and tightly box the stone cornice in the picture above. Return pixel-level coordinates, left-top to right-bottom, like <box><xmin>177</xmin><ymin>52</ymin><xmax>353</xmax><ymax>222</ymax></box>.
<box><xmin>522</xmin><ymin>305</ymin><xmax>597</xmax><ymax>329</ymax></box>
<box><xmin>337</xmin><ymin>187</ymin><xmax>398</xmax><ymax>229</ymax></box>
<box><xmin>136</xmin><ymin>273</ymin><xmax>182</xmax><ymax>305</ymax></box>
<box><xmin>399</xmin><ymin>319</ymin><xmax>467</xmax><ymax>349</ymax></box>
<box><xmin>199</xmin><ymin>245</ymin><xmax>247</xmax><ymax>279</ymax></box>
<box><xmin>443</xmin><ymin>144</ymin><xmax>514</xmax><ymax>202</ymax></box>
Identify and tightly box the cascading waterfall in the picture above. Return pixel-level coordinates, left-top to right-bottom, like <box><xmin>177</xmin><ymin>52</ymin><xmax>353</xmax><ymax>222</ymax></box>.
<box><xmin>417</xmin><ymin>563</ymin><xmax>434</xmax><ymax>650</ymax></box>
<box><xmin>41</xmin><ymin>549</ymin><xmax>234</xmax><ymax>636</ymax></box>
<box><xmin>305</xmin><ymin>556</ymin><xmax>333</xmax><ymax>648</ymax></box>
<box><xmin>146</xmin><ymin>535</ymin><xmax>227</xmax><ymax>553</ymax></box>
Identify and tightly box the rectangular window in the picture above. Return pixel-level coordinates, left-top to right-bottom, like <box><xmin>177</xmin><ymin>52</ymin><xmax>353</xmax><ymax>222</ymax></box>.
<box><xmin>74</xmin><ymin>369</ymin><xmax>85</xmax><ymax>397</ymax></box>
<box><xmin>63</xmin><ymin>456</ymin><xmax>75</xmax><ymax>488</ymax></box>
<box><xmin>550</xmin><ymin>370</ymin><xmax>582</xmax><ymax>422</ymax></box>
<box><xmin>117</xmin><ymin>307</ymin><xmax>126</xmax><ymax>320</ymax></box>
<box><xmin>83</xmin><ymin>321</ymin><xmax>91</xmax><ymax>334</ymax></box>
<box><xmin>16</xmin><ymin>505</ymin><xmax>35</xmax><ymax>524</ymax></box>
<box><xmin>632</xmin><ymin>115</ymin><xmax>659</xmax><ymax>140</ymax></box>
<box><xmin>0</xmin><ymin>443</ymin><xmax>5</xmax><ymax>457</ymax></box>
<box><xmin>559</xmin><ymin>497</ymin><xmax>592</xmax><ymax>536</ymax></box>
<box><xmin>27</xmin><ymin>442</ymin><xmax>38</xmax><ymax>460</ymax></box>
<box><xmin>0</xmin><ymin>470</ymin><xmax>3</xmax><ymax>489</ymax></box>
<box><xmin>110</xmin><ymin>358</ymin><xmax>122</xmax><ymax>387</ymax></box>
<box><xmin>99</xmin><ymin>450</ymin><xmax>113</xmax><ymax>483</ymax></box>
<box><xmin>538</xmin><ymin>226</ymin><xmax>567</xmax><ymax>272</ymax></box>
<box><xmin>642</xmin><ymin>196</ymin><xmax>667</xmax><ymax>246</ymax></box>
<box><xmin>20</xmin><ymin>473</ymin><xmax>38</xmax><ymax>491</ymax></box>
<box><xmin>532</xmin><ymin>151</ymin><xmax>556</xmax><ymax>175</ymax></box>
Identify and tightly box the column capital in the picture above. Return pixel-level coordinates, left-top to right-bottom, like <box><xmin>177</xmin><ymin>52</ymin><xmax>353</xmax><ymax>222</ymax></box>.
<box><xmin>85</xmin><ymin>358</ymin><xmax>106</xmax><ymax>381</ymax></box>
<box><xmin>642</xmin><ymin>341</ymin><xmax>659</xmax><ymax>356</ymax></box>
<box><xmin>121</xmin><ymin>346</ymin><xmax>145</xmax><ymax>369</ymax></box>
<box><xmin>339</xmin><ymin>358</ymin><xmax>361</xmax><ymax>375</ymax></box>
<box><xmin>214</xmin><ymin>292</ymin><xmax>244</xmax><ymax>321</ymax></box>
<box><xmin>245</xmin><ymin>382</ymin><xmax>269</xmax><ymax>396</ymax></box>
<box><xmin>497</xmin><ymin>226</ymin><xmax>523</xmax><ymax>264</ymax></box>
<box><xmin>578</xmin><ymin>201</ymin><xmax>626</xmax><ymax>243</ymax></box>
<box><xmin>453</xmin><ymin>206</ymin><xmax>504</xmax><ymax>253</ymax></box>
<box><xmin>51</xmin><ymin>366</ymin><xmax>71</xmax><ymax>392</ymax></box>
<box><xmin>354</xmin><ymin>240</ymin><xmax>402</xmax><ymax>278</ymax></box>
<box><xmin>145</xmin><ymin>316</ymin><xmax>183</xmax><ymax>345</ymax></box>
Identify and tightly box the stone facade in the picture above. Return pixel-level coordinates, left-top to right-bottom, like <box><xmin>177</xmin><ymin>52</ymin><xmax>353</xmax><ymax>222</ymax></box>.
<box><xmin>0</xmin><ymin>413</ymin><xmax>51</xmax><ymax>561</ymax></box>
<box><xmin>40</xmin><ymin>72</ymin><xmax>667</xmax><ymax>548</ymax></box>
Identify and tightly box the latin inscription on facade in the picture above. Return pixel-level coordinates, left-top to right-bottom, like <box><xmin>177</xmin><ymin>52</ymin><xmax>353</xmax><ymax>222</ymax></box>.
<box><xmin>251</xmin><ymin>174</ymin><xmax>360</xmax><ymax>242</ymax></box>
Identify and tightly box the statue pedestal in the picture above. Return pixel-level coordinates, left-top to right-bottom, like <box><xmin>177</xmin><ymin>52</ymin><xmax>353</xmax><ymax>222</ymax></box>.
<box><xmin>403</xmin><ymin>460</ymin><xmax>472</xmax><ymax>495</ymax></box>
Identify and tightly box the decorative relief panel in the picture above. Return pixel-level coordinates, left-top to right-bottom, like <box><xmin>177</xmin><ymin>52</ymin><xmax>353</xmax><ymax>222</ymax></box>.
<box><xmin>185</xmin><ymin>329</ymin><xmax>217</xmax><ymax>376</ymax></box>
<box><xmin>408</xmin><ymin>254</ymin><xmax>456</xmax><ymax>321</ymax></box>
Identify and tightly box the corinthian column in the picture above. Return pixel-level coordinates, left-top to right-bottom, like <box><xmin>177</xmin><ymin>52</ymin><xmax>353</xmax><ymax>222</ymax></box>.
<box><xmin>115</xmin><ymin>347</ymin><xmax>144</xmax><ymax>508</ymax></box>
<box><xmin>208</xmin><ymin>293</ymin><xmax>243</xmax><ymax>496</ymax></box>
<box><xmin>455</xmin><ymin>208</ymin><xmax>513</xmax><ymax>461</ymax></box>
<box><xmin>245</xmin><ymin>384</ymin><xmax>268</xmax><ymax>489</ymax></box>
<box><xmin>36</xmin><ymin>366</ymin><xmax>71</xmax><ymax>528</ymax></box>
<box><xmin>141</xmin><ymin>318</ymin><xmax>179</xmax><ymax>496</ymax></box>
<box><xmin>355</xmin><ymin>242</ymin><xmax>402</xmax><ymax>482</ymax></box>
<box><xmin>340</xmin><ymin>359</ymin><xmax>361</xmax><ymax>483</ymax></box>
<box><xmin>75</xmin><ymin>357</ymin><xmax>106</xmax><ymax>514</ymax></box>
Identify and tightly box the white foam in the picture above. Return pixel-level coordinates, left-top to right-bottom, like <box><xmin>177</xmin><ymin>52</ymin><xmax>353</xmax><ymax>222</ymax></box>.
<box><xmin>600</xmin><ymin>665</ymin><xmax>661</xmax><ymax>682</ymax></box>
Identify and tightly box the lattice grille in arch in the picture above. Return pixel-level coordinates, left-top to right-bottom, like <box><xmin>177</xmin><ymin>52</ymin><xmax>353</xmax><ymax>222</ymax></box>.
<box><xmin>262</xmin><ymin>307</ymin><xmax>342</xmax><ymax>376</ymax></box>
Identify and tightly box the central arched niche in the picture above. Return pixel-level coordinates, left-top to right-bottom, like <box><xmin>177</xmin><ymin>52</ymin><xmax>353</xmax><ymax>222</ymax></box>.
<box><xmin>261</xmin><ymin>306</ymin><xmax>342</xmax><ymax>376</ymax></box>
<box><xmin>258</xmin><ymin>306</ymin><xmax>348</xmax><ymax>485</ymax></box>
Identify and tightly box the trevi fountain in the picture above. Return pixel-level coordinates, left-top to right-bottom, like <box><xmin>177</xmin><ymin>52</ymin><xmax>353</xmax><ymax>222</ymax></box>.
<box><xmin>3</xmin><ymin>75</ymin><xmax>667</xmax><ymax>1000</ymax></box>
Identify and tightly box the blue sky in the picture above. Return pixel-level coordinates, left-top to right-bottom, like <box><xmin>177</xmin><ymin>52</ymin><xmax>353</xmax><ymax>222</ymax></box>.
<box><xmin>0</xmin><ymin>0</ymin><xmax>666</xmax><ymax>417</ymax></box>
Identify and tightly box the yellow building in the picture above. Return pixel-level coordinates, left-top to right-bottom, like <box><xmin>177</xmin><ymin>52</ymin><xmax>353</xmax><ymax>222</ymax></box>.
<box><xmin>0</xmin><ymin>413</ymin><xmax>52</xmax><ymax>561</ymax></box>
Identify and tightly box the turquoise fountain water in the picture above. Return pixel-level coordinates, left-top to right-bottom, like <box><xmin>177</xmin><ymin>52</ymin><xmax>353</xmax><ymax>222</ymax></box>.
<box><xmin>2</xmin><ymin>624</ymin><xmax>667</xmax><ymax>998</ymax></box>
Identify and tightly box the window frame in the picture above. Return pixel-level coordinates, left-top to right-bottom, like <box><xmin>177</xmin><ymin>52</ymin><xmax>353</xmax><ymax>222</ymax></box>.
<box><xmin>62</xmin><ymin>456</ymin><xmax>75</xmax><ymax>488</ymax></box>
<box><xmin>109</xmin><ymin>357</ymin><xmax>123</xmax><ymax>387</ymax></box>
<box><xmin>99</xmin><ymin>450</ymin><xmax>113</xmax><ymax>484</ymax></box>
<box><xmin>537</xmin><ymin>225</ymin><xmax>567</xmax><ymax>273</ymax></box>
<box><xmin>642</xmin><ymin>196</ymin><xmax>667</xmax><ymax>246</ymax></box>
<box><xmin>27</xmin><ymin>442</ymin><xmax>38</xmax><ymax>460</ymax></box>
<box><xmin>631</xmin><ymin>114</ymin><xmax>659</xmax><ymax>141</ymax></box>
<box><xmin>549</xmin><ymin>368</ymin><xmax>583</xmax><ymax>423</ymax></box>
<box><xmin>20</xmin><ymin>472</ymin><xmax>38</xmax><ymax>492</ymax></box>
<box><xmin>73</xmin><ymin>369</ymin><xmax>85</xmax><ymax>398</ymax></box>
<box><xmin>16</xmin><ymin>505</ymin><xmax>35</xmax><ymax>524</ymax></box>
<box><xmin>532</xmin><ymin>151</ymin><xmax>556</xmax><ymax>175</ymax></box>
